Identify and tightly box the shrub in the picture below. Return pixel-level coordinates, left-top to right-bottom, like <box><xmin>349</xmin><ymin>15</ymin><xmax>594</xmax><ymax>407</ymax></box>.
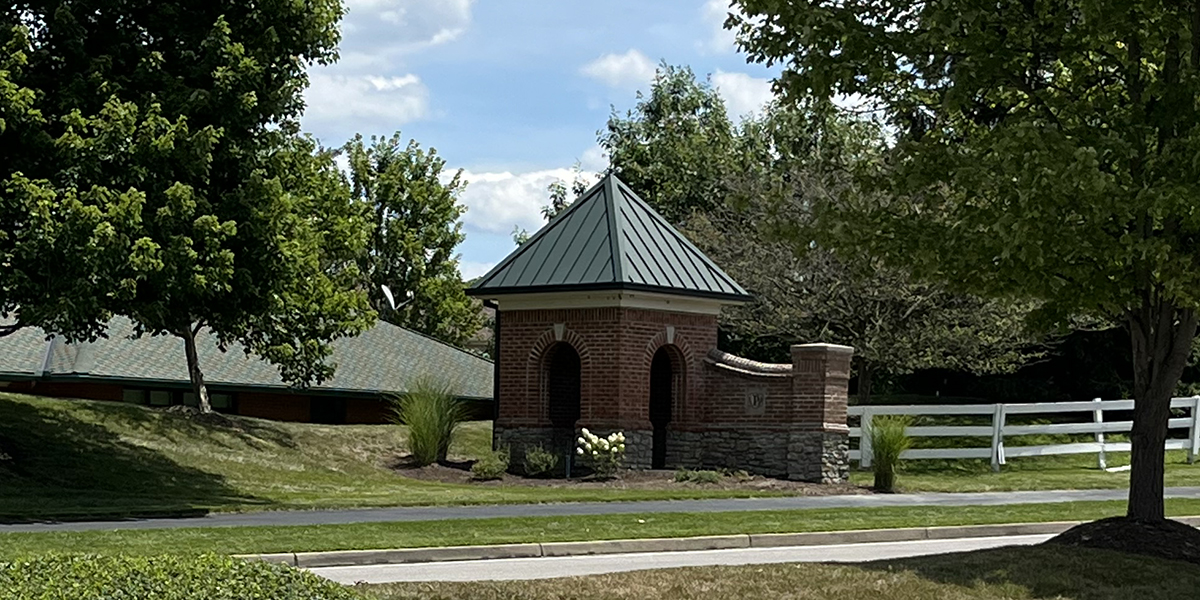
<box><xmin>674</xmin><ymin>469</ymin><xmax>722</xmax><ymax>484</ymax></box>
<box><xmin>523</xmin><ymin>444</ymin><xmax>560</xmax><ymax>477</ymax></box>
<box><xmin>868</xmin><ymin>415</ymin><xmax>913</xmax><ymax>493</ymax></box>
<box><xmin>0</xmin><ymin>554</ymin><xmax>362</xmax><ymax>599</ymax></box>
<box><xmin>471</xmin><ymin>448</ymin><xmax>510</xmax><ymax>480</ymax></box>
<box><xmin>576</xmin><ymin>428</ymin><xmax>625</xmax><ymax>478</ymax></box>
<box><xmin>389</xmin><ymin>377</ymin><xmax>467</xmax><ymax>466</ymax></box>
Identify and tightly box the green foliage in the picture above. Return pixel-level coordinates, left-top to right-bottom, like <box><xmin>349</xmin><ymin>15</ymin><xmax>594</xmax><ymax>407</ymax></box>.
<box><xmin>601</xmin><ymin>64</ymin><xmax>1041</xmax><ymax>394</ymax></box>
<box><xmin>0</xmin><ymin>0</ymin><xmax>371</xmax><ymax>413</ymax></box>
<box><xmin>868</xmin><ymin>416</ymin><xmax>913</xmax><ymax>493</ymax></box>
<box><xmin>674</xmin><ymin>469</ymin><xmax>722</xmax><ymax>484</ymax></box>
<box><xmin>731</xmin><ymin>0</ymin><xmax>1200</xmax><ymax>518</ymax></box>
<box><xmin>390</xmin><ymin>378</ymin><xmax>467</xmax><ymax>466</ymax></box>
<box><xmin>522</xmin><ymin>445</ymin><xmax>560</xmax><ymax>478</ymax></box>
<box><xmin>346</xmin><ymin>133</ymin><xmax>482</xmax><ymax>346</ymax></box>
<box><xmin>471</xmin><ymin>448</ymin><xmax>510</xmax><ymax>481</ymax></box>
<box><xmin>0</xmin><ymin>554</ymin><xmax>362</xmax><ymax>599</ymax></box>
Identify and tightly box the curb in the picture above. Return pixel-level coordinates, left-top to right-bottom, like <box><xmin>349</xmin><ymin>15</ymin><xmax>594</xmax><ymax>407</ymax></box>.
<box><xmin>241</xmin><ymin>516</ymin><xmax>1200</xmax><ymax>569</ymax></box>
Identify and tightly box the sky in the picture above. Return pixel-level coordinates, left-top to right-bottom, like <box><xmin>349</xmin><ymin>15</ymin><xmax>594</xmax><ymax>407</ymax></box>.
<box><xmin>300</xmin><ymin>0</ymin><xmax>780</xmax><ymax>280</ymax></box>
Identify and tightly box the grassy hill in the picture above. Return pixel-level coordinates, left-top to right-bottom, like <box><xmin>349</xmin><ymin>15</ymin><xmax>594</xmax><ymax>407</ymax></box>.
<box><xmin>0</xmin><ymin>393</ymin><xmax>770</xmax><ymax>521</ymax></box>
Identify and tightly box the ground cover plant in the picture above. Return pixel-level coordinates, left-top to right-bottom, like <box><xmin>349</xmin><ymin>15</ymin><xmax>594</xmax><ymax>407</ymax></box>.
<box><xmin>0</xmin><ymin>554</ymin><xmax>362</xmax><ymax>600</ymax></box>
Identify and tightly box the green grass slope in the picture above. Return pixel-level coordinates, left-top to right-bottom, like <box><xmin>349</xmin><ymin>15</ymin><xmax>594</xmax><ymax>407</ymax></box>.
<box><xmin>0</xmin><ymin>393</ymin><xmax>768</xmax><ymax>521</ymax></box>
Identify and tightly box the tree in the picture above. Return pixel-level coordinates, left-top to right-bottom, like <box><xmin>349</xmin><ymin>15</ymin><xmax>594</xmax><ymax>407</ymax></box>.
<box><xmin>346</xmin><ymin>133</ymin><xmax>482</xmax><ymax>346</ymax></box>
<box><xmin>2</xmin><ymin>0</ymin><xmax>373</xmax><ymax>413</ymax></box>
<box><xmin>602</xmin><ymin>64</ymin><xmax>1039</xmax><ymax>399</ymax></box>
<box><xmin>732</xmin><ymin>0</ymin><xmax>1200</xmax><ymax>521</ymax></box>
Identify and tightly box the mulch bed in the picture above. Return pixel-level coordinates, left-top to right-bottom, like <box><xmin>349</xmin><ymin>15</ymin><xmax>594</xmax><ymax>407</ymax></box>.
<box><xmin>390</xmin><ymin>458</ymin><xmax>869</xmax><ymax>495</ymax></box>
<box><xmin>1047</xmin><ymin>516</ymin><xmax>1200</xmax><ymax>565</ymax></box>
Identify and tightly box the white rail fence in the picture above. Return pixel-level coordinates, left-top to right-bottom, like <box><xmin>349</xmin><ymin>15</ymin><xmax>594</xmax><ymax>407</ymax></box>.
<box><xmin>850</xmin><ymin>396</ymin><xmax>1200</xmax><ymax>471</ymax></box>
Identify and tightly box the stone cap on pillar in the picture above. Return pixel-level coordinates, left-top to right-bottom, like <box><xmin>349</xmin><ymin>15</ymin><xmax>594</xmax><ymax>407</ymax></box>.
<box><xmin>791</xmin><ymin>343</ymin><xmax>854</xmax><ymax>355</ymax></box>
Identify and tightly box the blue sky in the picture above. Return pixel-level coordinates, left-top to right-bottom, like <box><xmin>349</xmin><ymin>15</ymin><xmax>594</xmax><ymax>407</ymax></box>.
<box><xmin>301</xmin><ymin>0</ymin><xmax>779</xmax><ymax>279</ymax></box>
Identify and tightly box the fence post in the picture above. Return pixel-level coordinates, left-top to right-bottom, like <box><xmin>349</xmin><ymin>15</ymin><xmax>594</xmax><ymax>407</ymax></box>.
<box><xmin>860</xmin><ymin>407</ymin><xmax>874</xmax><ymax>469</ymax></box>
<box><xmin>1093</xmin><ymin>397</ymin><xmax>1107</xmax><ymax>470</ymax></box>
<box><xmin>990</xmin><ymin>404</ymin><xmax>1006</xmax><ymax>472</ymax></box>
<box><xmin>1189</xmin><ymin>396</ymin><xmax>1200</xmax><ymax>465</ymax></box>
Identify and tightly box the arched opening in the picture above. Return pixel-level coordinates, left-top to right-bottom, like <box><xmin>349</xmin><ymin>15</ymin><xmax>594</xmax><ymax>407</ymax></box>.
<box><xmin>649</xmin><ymin>347</ymin><xmax>677</xmax><ymax>469</ymax></box>
<box><xmin>545</xmin><ymin>343</ymin><xmax>582</xmax><ymax>447</ymax></box>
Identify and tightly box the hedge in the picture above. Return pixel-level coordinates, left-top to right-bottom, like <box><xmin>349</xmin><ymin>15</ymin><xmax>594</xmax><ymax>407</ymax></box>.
<box><xmin>0</xmin><ymin>554</ymin><xmax>364</xmax><ymax>599</ymax></box>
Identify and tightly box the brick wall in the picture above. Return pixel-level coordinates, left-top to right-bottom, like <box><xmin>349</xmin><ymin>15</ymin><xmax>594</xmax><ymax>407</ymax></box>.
<box><xmin>494</xmin><ymin>302</ymin><xmax>852</xmax><ymax>481</ymax></box>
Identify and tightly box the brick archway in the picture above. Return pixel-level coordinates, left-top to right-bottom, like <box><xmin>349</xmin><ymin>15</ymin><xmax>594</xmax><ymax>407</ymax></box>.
<box><xmin>643</xmin><ymin>330</ymin><xmax>692</xmax><ymax>424</ymax></box>
<box><xmin>528</xmin><ymin>326</ymin><xmax>592</xmax><ymax>428</ymax></box>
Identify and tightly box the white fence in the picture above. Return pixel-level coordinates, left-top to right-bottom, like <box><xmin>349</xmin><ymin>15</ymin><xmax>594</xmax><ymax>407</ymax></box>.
<box><xmin>850</xmin><ymin>396</ymin><xmax>1200</xmax><ymax>471</ymax></box>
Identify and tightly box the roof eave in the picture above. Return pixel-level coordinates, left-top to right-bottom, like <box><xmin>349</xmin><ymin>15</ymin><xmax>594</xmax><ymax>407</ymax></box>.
<box><xmin>466</xmin><ymin>282</ymin><xmax>753</xmax><ymax>304</ymax></box>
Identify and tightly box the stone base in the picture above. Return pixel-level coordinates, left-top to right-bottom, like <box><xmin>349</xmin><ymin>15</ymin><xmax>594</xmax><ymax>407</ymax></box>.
<box><xmin>787</xmin><ymin>430</ymin><xmax>849</xmax><ymax>483</ymax></box>
<box><xmin>666</xmin><ymin>429</ymin><xmax>789</xmax><ymax>477</ymax></box>
<box><xmin>493</xmin><ymin>425</ymin><xmax>577</xmax><ymax>475</ymax></box>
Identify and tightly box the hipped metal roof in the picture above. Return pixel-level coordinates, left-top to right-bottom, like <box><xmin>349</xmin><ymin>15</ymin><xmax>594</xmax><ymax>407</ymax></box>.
<box><xmin>468</xmin><ymin>174</ymin><xmax>751</xmax><ymax>302</ymax></box>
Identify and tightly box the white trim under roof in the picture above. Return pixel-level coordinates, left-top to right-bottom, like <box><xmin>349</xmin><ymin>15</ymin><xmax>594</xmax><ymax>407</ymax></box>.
<box><xmin>488</xmin><ymin>290</ymin><xmax>729</xmax><ymax>315</ymax></box>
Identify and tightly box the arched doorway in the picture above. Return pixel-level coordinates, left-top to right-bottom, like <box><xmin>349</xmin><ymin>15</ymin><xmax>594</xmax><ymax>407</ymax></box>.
<box><xmin>545</xmin><ymin>342</ymin><xmax>581</xmax><ymax>453</ymax></box>
<box><xmin>649</xmin><ymin>347</ymin><xmax>676</xmax><ymax>469</ymax></box>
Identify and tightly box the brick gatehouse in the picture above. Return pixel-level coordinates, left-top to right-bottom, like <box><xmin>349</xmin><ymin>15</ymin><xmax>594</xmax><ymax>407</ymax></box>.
<box><xmin>467</xmin><ymin>174</ymin><xmax>851</xmax><ymax>483</ymax></box>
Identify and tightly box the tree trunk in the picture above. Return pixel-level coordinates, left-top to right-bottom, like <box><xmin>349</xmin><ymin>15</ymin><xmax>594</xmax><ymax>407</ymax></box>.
<box><xmin>181</xmin><ymin>327</ymin><xmax>213</xmax><ymax>414</ymax></box>
<box><xmin>1127</xmin><ymin>299</ymin><xmax>1197</xmax><ymax>521</ymax></box>
<box><xmin>858</xmin><ymin>360</ymin><xmax>874</xmax><ymax>405</ymax></box>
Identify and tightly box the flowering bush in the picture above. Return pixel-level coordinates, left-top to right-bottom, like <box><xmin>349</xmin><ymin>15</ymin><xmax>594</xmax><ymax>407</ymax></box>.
<box><xmin>576</xmin><ymin>428</ymin><xmax>625</xmax><ymax>478</ymax></box>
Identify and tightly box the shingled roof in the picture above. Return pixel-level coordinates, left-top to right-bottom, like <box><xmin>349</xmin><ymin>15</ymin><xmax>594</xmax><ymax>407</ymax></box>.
<box><xmin>0</xmin><ymin>317</ymin><xmax>493</xmax><ymax>399</ymax></box>
<box><xmin>468</xmin><ymin>174</ymin><xmax>751</xmax><ymax>302</ymax></box>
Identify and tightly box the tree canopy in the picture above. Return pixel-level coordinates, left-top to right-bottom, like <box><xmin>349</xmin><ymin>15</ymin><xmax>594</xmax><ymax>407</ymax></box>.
<box><xmin>1</xmin><ymin>0</ymin><xmax>372</xmax><ymax>412</ymax></box>
<box><xmin>731</xmin><ymin>0</ymin><xmax>1200</xmax><ymax>520</ymax></box>
<box><xmin>601</xmin><ymin>64</ymin><xmax>1038</xmax><ymax>399</ymax></box>
<box><xmin>346</xmin><ymin>133</ymin><xmax>482</xmax><ymax>347</ymax></box>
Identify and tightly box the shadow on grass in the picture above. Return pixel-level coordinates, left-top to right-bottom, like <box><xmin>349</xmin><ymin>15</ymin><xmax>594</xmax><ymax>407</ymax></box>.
<box><xmin>860</xmin><ymin>545</ymin><xmax>1200</xmax><ymax>600</ymax></box>
<box><xmin>0</xmin><ymin>398</ymin><xmax>265</xmax><ymax>522</ymax></box>
<box><xmin>69</xmin><ymin>400</ymin><xmax>299</xmax><ymax>452</ymax></box>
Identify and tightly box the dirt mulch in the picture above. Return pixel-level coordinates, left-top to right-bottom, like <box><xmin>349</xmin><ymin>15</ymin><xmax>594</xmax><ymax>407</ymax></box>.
<box><xmin>1046</xmin><ymin>516</ymin><xmax>1200</xmax><ymax>565</ymax></box>
<box><xmin>390</xmin><ymin>458</ymin><xmax>869</xmax><ymax>495</ymax></box>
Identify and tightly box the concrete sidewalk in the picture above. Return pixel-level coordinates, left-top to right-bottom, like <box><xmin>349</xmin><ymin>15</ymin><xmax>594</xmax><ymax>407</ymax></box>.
<box><xmin>4</xmin><ymin>487</ymin><xmax>1199</xmax><ymax>533</ymax></box>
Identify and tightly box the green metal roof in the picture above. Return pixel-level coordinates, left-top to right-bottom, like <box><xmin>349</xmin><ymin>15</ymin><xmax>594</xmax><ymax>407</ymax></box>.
<box><xmin>0</xmin><ymin>317</ymin><xmax>494</xmax><ymax>399</ymax></box>
<box><xmin>468</xmin><ymin>174</ymin><xmax>751</xmax><ymax>302</ymax></box>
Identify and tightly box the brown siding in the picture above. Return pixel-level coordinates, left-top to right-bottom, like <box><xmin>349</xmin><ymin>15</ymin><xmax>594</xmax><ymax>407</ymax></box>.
<box><xmin>237</xmin><ymin>392</ymin><xmax>312</xmax><ymax>422</ymax></box>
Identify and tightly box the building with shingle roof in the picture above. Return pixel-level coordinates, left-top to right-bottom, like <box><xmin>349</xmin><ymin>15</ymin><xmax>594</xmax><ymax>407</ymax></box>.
<box><xmin>0</xmin><ymin>317</ymin><xmax>493</xmax><ymax>424</ymax></box>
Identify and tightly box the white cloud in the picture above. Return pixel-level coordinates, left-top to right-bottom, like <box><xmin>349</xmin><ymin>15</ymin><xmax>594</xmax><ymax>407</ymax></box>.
<box><xmin>457</xmin><ymin>168</ymin><xmax>600</xmax><ymax>235</ymax></box>
<box><xmin>712</xmin><ymin>70</ymin><xmax>774</xmax><ymax>116</ymax></box>
<box><xmin>579</xmin><ymin>145</ymin><xmax>608</xmax><ymax>172</ymax></box>
<box><xmin>304</xmin><ymin>72</ymin><xmax>430</xmax><ymax>130</ymax></box>
<box><xmin>581</xmin><ymin>49</ymin><xmax>657</xmax><ymax>90</ymax></box>
<box><xmin>702</xmin><ymin>0</ymin><xmax>738</xmax><ymax>53</ymax></box>
<box><xmin>341</xmin><ymin>0</ymin><xmax>472</xmax><ymax>56</ymax></box>
<box><xmin>460</xmin><ymin>260</ymin><xmax>497</xmax><ymax>280</ymax></box>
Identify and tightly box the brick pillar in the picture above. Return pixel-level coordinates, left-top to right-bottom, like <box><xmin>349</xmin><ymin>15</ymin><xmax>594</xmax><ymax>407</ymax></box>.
<box><xmin>786</xmin><ymin>343</ymin><xmax>853</xmax><ymax>483</ymax></box>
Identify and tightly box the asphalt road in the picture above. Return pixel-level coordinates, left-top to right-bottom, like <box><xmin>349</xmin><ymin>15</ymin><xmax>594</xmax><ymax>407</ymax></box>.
<box><xmin>311</xmin><ymin>534</ymin><xmax>1052</xmax><ymax>584</ymax></box>
<box><xmin>6</xmin><ymin>488</ymin><xmax>1198</xmax><ymax>533</ymax></box>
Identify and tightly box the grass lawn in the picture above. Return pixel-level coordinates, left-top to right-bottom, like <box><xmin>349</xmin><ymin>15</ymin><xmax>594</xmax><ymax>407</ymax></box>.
<box><xmin>362</xmin><ymin>545</ymin><xmax>1200</xmax><ymax>600</ymax></box>
<box><xmin>849</xmin><ymin>450</ymin><xmax>1200</xmax><ymax>492</ymax></box>
<box><xmin>1</xmin><ymin>391</ymin><xmax>1199</xmax><ymax>521</ymax></box>
<box><xmin>3</xmin><ymin>499</ymin><xmax>1200</xmax><ymax>558</ymax></box>
<box><xmin>0</xmin><ymin>393</ymin><xmax>788</xmax><ymax>521</ymax></box>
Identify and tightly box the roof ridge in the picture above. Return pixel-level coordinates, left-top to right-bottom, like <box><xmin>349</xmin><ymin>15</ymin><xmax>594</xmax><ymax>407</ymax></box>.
<box><xmin>612</xmin><ymin>177</ymin><xmax>747</xmax><ymax>294</ymax></box>
<box><xmin>468</xmin><ymin>176</ymin><xmax>609</xmax><ymax>291</ymax></box>
<box><xmin>603</xmin><ymin>174</ymin><xmax>626</xmax><ymax>284</ymax></box>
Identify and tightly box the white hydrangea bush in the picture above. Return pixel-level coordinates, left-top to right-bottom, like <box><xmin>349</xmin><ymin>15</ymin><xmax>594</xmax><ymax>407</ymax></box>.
<box><xmin>575</xmin><ymin>428</ymin><xmax>625</xmax><ymax>477</ymax></box>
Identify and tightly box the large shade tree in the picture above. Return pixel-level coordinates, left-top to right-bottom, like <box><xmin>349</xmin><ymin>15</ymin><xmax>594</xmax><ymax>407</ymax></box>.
<box><xmin>732</xmin><ymin>0</ymin><xmax>1200</xmax><ymax>521</ymax></box>
<box><xmin>602</xmin><ymin>65</ymin><xmax>1038</xmax><ymax>398</ymax></box>
<box><xmin>346</xmin><ymin>133</ymin><xmax>482</xmax><ymax>347</ymax></box>
<box><xmin>1</xmin><ymin>0</ymin><xmax>373</xmax><ymax>413</ymax></box>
